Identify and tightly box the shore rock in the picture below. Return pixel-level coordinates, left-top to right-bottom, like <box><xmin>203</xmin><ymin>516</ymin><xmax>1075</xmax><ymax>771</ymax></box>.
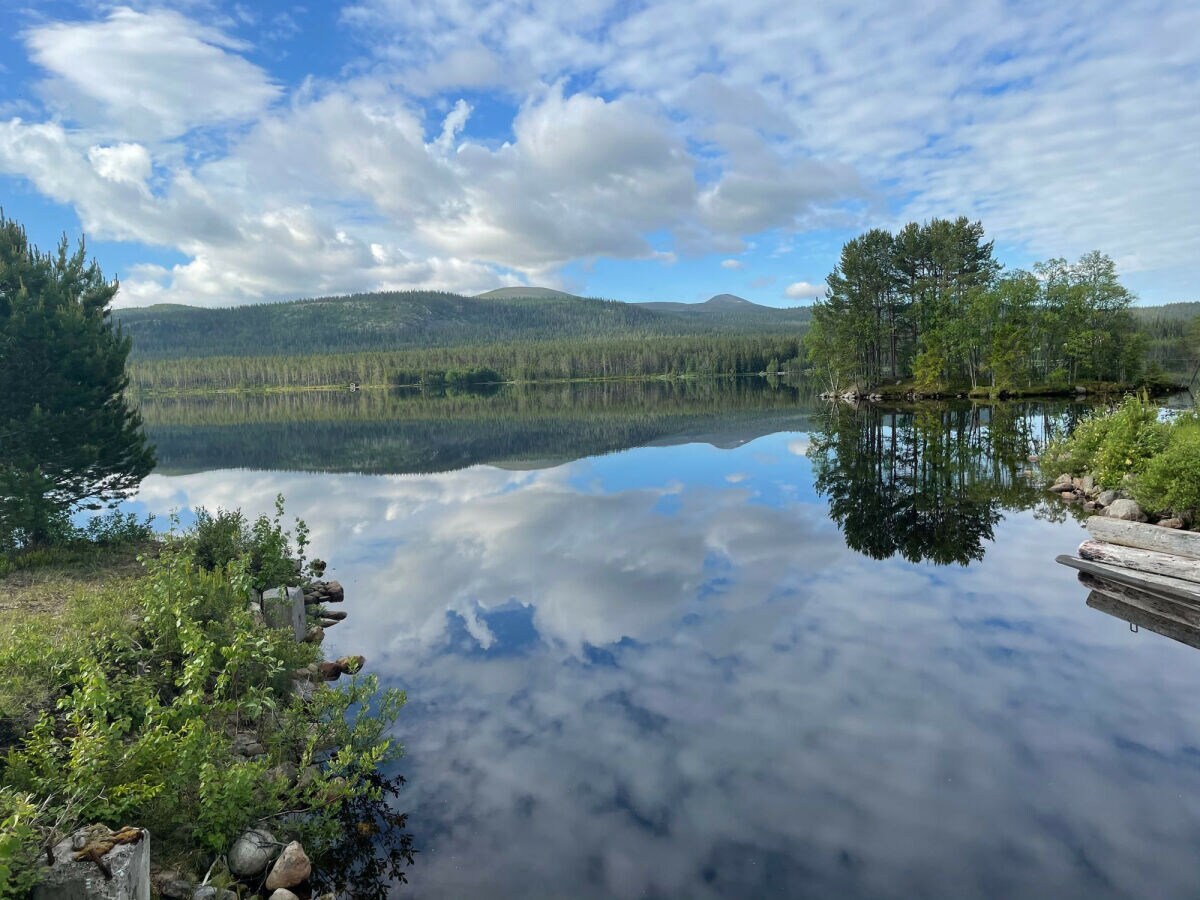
<box><xmin>305</xmin><ymin>626</ymin><xmax>325</xmax><ymax>645</ymax></box>
<box><xmin>227</xmin><ymin>828</ymin><xmax>279</xmax><ymax>878</ymax></box>
<box><xmin>192</xmin><ymin>887</ymin><xmax>236</xmax><ymax>900</ymax></box>
<box><xmin>269</xmin><ymin>891</ymin><xmax>301</xmax><ymax>900</ymax></box>
<box><xmin>335</xmin><ymin>655</ymin><xmax>366</xmax><ymax>674</ymax></box>
<box><xmin>1158</xmin><ymin>518</ymin><xmax>1185</xmax><ymax>529</ymax></box>
<box><xmin>161</xmin><ymin>878</ymin><xmax>195</xmax><ymax>899</ymax></box>
<box><xmin>1104</xmin><ymin>499</ymin><xmax>1148</xmax><ymax>522</ymax></box>
<box><xmin>1096</xmin><ymin>489</ymin><xmax>1118</xmax><ymax>507</ymax></box>
<box><xmin>264</xmin><ymin>841</ymin><xmax>311</xmax><ymax>891</ymax></box>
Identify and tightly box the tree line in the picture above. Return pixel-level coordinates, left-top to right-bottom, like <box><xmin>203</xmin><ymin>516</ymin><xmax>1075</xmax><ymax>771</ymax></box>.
<box><xmin>129</xmin><ymin>333</ymin><xmax>806</xmax><ymax>392</ymax></box>
<box><xmin>806</xmin><ymin>218</ymin><xmax>1148</xmax><ymax>392</ymax></box>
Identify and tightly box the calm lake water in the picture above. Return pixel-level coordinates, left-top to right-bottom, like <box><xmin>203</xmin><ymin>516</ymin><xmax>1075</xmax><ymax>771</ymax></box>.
<box><xmin>128</xmin><ymin>380</ymin><xmax>1200</xmax><ymax>899</ymax></box>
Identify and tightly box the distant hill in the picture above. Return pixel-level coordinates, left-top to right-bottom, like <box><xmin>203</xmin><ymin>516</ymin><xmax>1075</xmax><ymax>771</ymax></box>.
<box><xmin>474</xmin><ymin>286</ymin><xmax>584</xmax><ymax>301</ymax></box>
<box><xmin>117</xmin><ymin>288</ymin><xmax>810</xmax><ymax>360</ymax></box>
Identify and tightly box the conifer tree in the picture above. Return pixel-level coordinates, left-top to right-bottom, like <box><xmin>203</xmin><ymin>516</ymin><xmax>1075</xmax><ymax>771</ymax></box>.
<box><xmin>0</xmin><ymin>215</ymin><xmax>154</xmax><ymax>549</ymax></box>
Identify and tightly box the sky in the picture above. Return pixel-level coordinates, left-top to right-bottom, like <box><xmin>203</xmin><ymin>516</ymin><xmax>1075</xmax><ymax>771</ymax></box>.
<box><xmin>0</xmin><ymin>1</ymin><xmax>1197</xmax><ymax>309</ymax></box>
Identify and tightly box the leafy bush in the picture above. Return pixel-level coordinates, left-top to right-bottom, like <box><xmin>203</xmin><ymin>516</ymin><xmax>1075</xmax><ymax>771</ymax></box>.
<box><xmin>1041</xmin><ymin>395</ymin><xmax>1167</xmax><ymax>486</ymax></box>
<box><xmin>0</xmin><ymin>499</ymin><xmax>405</xmax><ymax>883</ymax></box>
<box><xmin>1134</xmin><ymin>414</ymin><xmax>1200</xmax><ymax>519</ymax></box>
<box><xmin>0</xmin><ymin>790</ymin><xmax>44</xmax><ymax>899</ymax></box>
<box><xmin>184</xmin><ymin>494</ymin><xmax>309</xmax><ymax>591</ymax></box>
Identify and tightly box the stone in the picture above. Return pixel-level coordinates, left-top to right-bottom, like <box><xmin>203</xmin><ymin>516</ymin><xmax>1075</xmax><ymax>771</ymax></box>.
<box><xmin>160</xmin><ymin>879</ymin><xmax>195</xmax><ymax>899</ymax></box>
<box><xmin>1103</xmin><ymin>499</ymin><xmax>1148</xmax><ymax>522</ymax></box>
<box><xmin>264</xmin><ymin>841</ymin><xmax>311</xmax><ymax>891</ymax></box>
<box><xmin>1158</xmin><ymin>518</ymin><xmax>1185</xmax><ymax>529</ymax></box>
<box><xmin>192</xmin><ymin>888</ymin><xmax>237</xmax><ymax>900</ymax></box>
<box><xmin>1080</xmin><ymin>474</ymin><xmax>1096</xmax><ymax>495</ymax></box>
<box><xmin>1083</xmin><ymin>501</ymin><xmax>1097</xmax><ymax>511</ymax></box>
<box><xmin>318</xmin><ymin>661</ymin><xmax>344</xmax><ymax>680</ymax></box>
<box><xmin>34</xmin><ymin>827</ymin><xmax>150</xmax><ymax>900</ymax></box>
<box><xmin>321</xmin><ymin>610</ymin><xmax>348</xmax><ymax>622</ymax></box>
<box><xmin>263</xmin><ymin>586</ymin><xmax>307</xmax><ymax>641</ymax></box>
<box><xmin>1096</xmin><ymin>489</ymin><xmax>1118</xmax><ymax>507</ymax></box>
<box><xmin>232</xmin><ymin>732</ymin><xmax>266</xmax><ymax>757</ymax></box>
<box><xmin>335</xmin><ymin>654</ymin><xmax>366</xmax><ymax>674</ymax></box>
<box><xmin>1049</xmin><ymin>481</ymin><xmax>1076</xmax><ymax>493</ymax></box>
<box><xmin>270</xmin><ymin>891</ymin><xmax>301</xmax><ymax>900</ymax></box>
<box><xmin>292</xmin><ymin>678</ymin><xmax>317</xmax><ymax>702</ymax></box>
<box><xmin>305</xmin><ymin>626</ymin><xmax>325</xmax><ymax>645</ymax></box>
<box><xmin>227</xmin><ymin>828</ymin><xmax>279</xmax><ymax>878</ymax></box>
<box><xmin>319</xmin><ymin>617</ymin><xmax>341</xmax><ymax>628</ymax></box>
<box><xmin>1053</xmin><ymin>473</ymin><xmax>1072</xmax><ymax>486</ymax></box>
<box><xmin>1074</xmin><ymin>384</ymin><xmax>1088</xmax><ymax>394</ymax></box>
<box><xmin>267</xmin><ymin>762</ymin><xmax>298</xmax><ymax>784</ymax></box>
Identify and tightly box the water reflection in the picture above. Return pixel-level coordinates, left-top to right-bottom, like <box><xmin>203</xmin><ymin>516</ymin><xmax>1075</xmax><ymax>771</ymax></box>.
<box><xmin>115</xmin><ymin>385</ymin><xmax>1200</xmax><ymax>899</ymax></box>
<box><xmin>807</xmin><ymin>402</ymin><xmax>1085</xmax><ymax>565</ymax></box>
<box><xmin>137</xmin><ymin>378</ymin><xmax>817</xmax><ymax>475</ymax></box>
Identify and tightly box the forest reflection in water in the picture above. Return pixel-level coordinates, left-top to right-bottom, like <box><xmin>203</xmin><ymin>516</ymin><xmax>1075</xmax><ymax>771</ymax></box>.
<box><xmin>807</xmin><ymin>400</ymin><xmax>1096</xmax><ymax>565</ymax></box>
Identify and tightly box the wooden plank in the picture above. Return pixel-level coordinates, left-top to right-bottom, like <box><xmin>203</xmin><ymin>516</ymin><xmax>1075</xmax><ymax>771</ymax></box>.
<box><xmin>1079</xmin><ymin>573</ymin><xmax>1200</xmax><ymax>629</ymax></box>
<box><xmin>1056</xmin><ymin>554</ymin><xmax>1200</xmax><ymax>605</ymax></box>
<box><xmin>1078</xmin><ymin>539</ymin><xmax>1200</xmax><ymax>585</ymax></box>
<box><xmin>1085</xmin><ymin>516</ymin><xmax>1200</xmax><ymax>561</ymax></box>
<box><xmin>1086</xmin><ymin>591</ymin><xmax>1200</xmax><ymax>651</ymax></box>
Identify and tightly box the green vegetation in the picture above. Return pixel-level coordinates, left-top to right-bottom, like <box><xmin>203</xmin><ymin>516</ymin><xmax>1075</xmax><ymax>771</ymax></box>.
<box><xmin>806</xmin><ymin>218</ymin><xmax>1148</xmax><ymax>394</ymax></box>
<box><xmin>1041</xmin><ymin>396</ymin><xmax>1200</xmax><ymax>522</ymax></box>
<box><xmin>130</xmin><ymin>333</ymin><xmax>806</xmax><ymax>392</ymax></box>
<box><xmin>116</xmin><ymin>289</ymin><xmax>811</xmax><ymax>360</ymax></box>
<box><xmin>1134</xmin><ymin>302</ymin><xmax>1200</xmax><ymax>384</ymax></box>
<box><xmin>0</xmin><ymin>216</ymin><xmax>155</xmax><ymax>552</ymax></box>
<box><xmin>0</xmin><ymin>500</ymin><xmax>405</xmax><ymax>895</ymax></box>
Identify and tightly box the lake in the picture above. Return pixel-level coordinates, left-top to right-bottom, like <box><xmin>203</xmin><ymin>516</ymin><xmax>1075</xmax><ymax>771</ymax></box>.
<box><xmin>127</xmin><ymin>380</ymin><xmax>1200</xmax><ymax>899</ymax></box>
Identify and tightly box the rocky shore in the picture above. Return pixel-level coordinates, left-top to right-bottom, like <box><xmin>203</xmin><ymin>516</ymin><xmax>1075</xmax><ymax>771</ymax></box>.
<box><xmin>821</xmin><ymin>381</ymin><xmax>1186</xmax><ymax>404</ymax></box>
<box><xmin>1044</xmin><ymin>472</ymin><xmax>1189</xmax><ymax>530</ymax></box>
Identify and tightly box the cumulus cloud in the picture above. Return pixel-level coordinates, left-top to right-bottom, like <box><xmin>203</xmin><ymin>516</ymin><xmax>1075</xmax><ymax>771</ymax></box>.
<box><xmin>784</xmin><ymin>281</ymin><xmax>825</xmax><ymax>300</ymax></box>
<box><xmin>2</xmin><ymin>0</ymin><xmax>1198</xmax><ymax>304</ymax></box>
<box><xmin>24</xmin><ymin>7</ymin><xmax>279</xmax><ymax>141</ymax></box>
<box><xmin>720</xmin><ymin>258</ymin><xmax>743</xmax><ymax>269</ymax></box>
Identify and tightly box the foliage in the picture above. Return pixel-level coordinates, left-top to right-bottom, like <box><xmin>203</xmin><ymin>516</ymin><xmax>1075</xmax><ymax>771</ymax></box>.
<box><xmin>1041</xmin><ymin>398</ymin><xmax>1198</xmax><ymax>520</ymax></box>
<box><xmin>806</xmin><ymin>218</ymin><xmax>1146</xmax><ymax>391</ymax></box>
<box><xmin>0</xmin><ymin>790</ymin><xmax>45</xmax><ymax>899</ymax></box>
<box><xmin>1134</xmin><ymin>413</ymin><xmax>1200</xmax><ymax>519</ymax></box>
<box><xmin>1040</xmin><ymin>396</ymin><xmax>1165</xmax><ymax>486</ymax></box>
<box><xmin>0</xmin><ymin>215</ymin><xmax>156</xmax><ymax>552</ymax></box>
<box><xmin>0</xmin><ymin>500</ymin><xmax>405</xmax><ymax>885</ymax></box>
<box><xmin>184</xmin><ymin>495</ymin><xmax>310</xmax><ymax>590</ymax></box>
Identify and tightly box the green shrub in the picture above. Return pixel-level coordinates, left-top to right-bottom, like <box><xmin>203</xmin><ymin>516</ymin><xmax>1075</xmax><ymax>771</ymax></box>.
<box><xmin>1041</xmin><ymin>395</ymin><xmax>1167</xmax><ymax>486</ymax></box>
<box><xmin>1134</xmin><ymin>414</ymin><xmax>1200</xmax><ymax>519</ymax></box>
<box><xmin>0</xmin><ymin>790</ymin><xmax>44</xmax><ymax>899</ymax></box>
<box><xmin>0</xmin><ymin>498</ymin><xmax>404</xmax><ymax>880</ymax></box>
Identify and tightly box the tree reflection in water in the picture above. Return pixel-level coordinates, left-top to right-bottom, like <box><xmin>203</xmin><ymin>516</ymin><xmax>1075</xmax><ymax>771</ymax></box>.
<box><xmin>309</xmin><ymin>770</ymin><xmax>416</xmax><ymax>899</ymax></box>
<box><xmin>808</xmin><ymin>401</ymin><xmax>1089</xmax><ymax>565</ymax></box>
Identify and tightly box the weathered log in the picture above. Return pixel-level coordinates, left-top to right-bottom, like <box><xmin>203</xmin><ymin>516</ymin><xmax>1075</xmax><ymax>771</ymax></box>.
<box><xmin>1079</xmin><ymin>573</ymin><xmax>1200</xmax><ymax>629</ymax></box>
<box><xmin>1085</xmin><ymin>591</ymin><xmax>1200</xmax><ymax>651</ymax></box>
<box><xmin>1056</xmin><ymin>554</ymin><xmax>1200</xmax><ymax>605</ymax></box>
<box><xmin>1078</xmin><ymin>540</ymin><xmax>1200</xmax><ymax>585</ymax></box>
<box><xmin>1085</xmin><ymin>516</ymin><xmax>1200</xmax><ymax>561</ymax></box>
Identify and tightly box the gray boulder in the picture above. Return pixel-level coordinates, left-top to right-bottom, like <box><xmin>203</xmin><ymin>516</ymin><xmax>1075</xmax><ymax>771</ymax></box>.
<box><xmin>227</xmin><ymin>828</ymin><xmax>279</xmax><ymax>878</ymax></box>
<box><xmin>1096</xmin><ymin>490</ymin><xmax>1117</xmax><ymax>507</ymax></box>
<box><xmin>1104</xmin><ymin>499</ymin><xmax>1148</xmax><ymax>522</ymax></box>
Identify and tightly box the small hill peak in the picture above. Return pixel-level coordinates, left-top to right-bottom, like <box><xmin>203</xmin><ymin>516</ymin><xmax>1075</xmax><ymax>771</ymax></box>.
<box><xmin>703</xmin><ymin>293</ymin><xmax>757</xmax><ymax>307</ymax></box>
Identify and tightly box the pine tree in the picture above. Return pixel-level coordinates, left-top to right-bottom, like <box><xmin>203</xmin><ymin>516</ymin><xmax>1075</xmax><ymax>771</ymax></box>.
<box><xmin>0</xmin><ymin>215</ymin><xmax>155</xmax><ymax>550</ymax></box>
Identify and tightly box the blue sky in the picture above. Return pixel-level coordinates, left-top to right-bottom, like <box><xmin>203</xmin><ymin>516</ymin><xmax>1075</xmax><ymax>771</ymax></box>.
<box><xmin>1</xmin><ymin>0</ymin><xmax>1198</xmax><ymax>308</ymax></box>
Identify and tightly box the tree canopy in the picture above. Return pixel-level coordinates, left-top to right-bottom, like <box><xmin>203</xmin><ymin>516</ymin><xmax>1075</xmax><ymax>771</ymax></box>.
<box><xmin>806</xmin><ymin>218</ymin><xmax>1144</xmax><ymax>392</ymax></box>
<box><xmin>0</xmin><ymin>216</ymin><xmax>154</xmax><ymax>549</ymax></box>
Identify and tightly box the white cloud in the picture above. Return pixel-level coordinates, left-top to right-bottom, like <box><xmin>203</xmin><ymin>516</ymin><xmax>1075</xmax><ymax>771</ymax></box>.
<box><xmin>784</xmin><ymin>281</ymin><xmax>825</xmax><ymax>300</ymax></box>
<box><xmin>24</xmin><ymin>7</ymin><xmax>279</xmax><ymax>141</ymax></box>
<box><xmin>720</xmin><ymin>258</ymin><xmax>743</xmax><ymax>269</ymax></box>
<box><xmin>2</xmin><ymin>0</ymin><xmax>1198</xmax><ymax>304</ymax></box>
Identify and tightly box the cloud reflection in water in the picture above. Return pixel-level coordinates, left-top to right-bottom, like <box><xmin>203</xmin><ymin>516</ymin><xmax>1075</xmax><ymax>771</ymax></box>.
<box><xmin>131</xmin><ymin>433</ymin><xmax>1200</xmax><ymax>899</ymax></box>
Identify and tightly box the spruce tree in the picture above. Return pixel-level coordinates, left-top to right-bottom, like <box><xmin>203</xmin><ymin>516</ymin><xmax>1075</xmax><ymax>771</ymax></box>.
<box><xmin>0</xmin><ymin>215</ymin><xmax>154</xmax><ymax>550</ymax></box>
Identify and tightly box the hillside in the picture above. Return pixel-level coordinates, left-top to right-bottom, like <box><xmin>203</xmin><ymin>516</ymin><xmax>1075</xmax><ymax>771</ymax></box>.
<box><xmin>117</xmin><ymin>288</ymin><xmax>811</xmax><ymax>359</ymax></box>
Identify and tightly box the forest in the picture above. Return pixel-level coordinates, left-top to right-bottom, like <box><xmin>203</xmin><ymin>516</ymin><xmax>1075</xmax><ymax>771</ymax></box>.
<box><xmin>129</xmin><ymin>333</ymin><xmax>806</xmax><ymax>392</ymax></box>
<box><xmin>805</xmin><ymin>218</ymin><xmax>1186</xmax><ymax>393</ymax></box>
<box><xmin>116</xmin><ymin>288</ymin><xmax>811</xmax><ymax>359</ymax></box>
